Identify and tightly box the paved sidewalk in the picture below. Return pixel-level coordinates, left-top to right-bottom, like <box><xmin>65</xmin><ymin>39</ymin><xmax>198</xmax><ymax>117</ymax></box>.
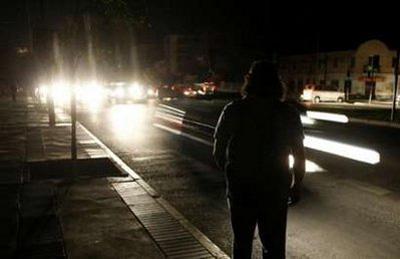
<box><xmin>0</xmin><ymin>98</ymin><xmax>229</xmax><ymax>258</ymax></box>
<box><xmin>0</xmin><ymin>98</ymin><xmax>163</xmax><ymax>258</ymax></box>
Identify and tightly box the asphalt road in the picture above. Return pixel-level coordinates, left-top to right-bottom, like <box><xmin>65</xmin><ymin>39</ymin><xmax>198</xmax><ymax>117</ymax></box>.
<box><xmin>77</xmin><ymin>99</ymin><xmax>400</xmax><ymax>259</ymax></box>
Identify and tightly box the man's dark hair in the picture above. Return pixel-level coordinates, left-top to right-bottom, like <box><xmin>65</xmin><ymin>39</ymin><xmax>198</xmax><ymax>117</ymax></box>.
<box><xmin>242</xmin><ymin>60</ymin><xmax>284</xmax><ymax>99</ymax></box>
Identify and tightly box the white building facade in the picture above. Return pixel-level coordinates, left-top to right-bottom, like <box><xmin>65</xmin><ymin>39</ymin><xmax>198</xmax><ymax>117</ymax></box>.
<box><xmin>279</xmin><ymin>40</ymin><xmax>398</xmax><ymax>99</ymax></box>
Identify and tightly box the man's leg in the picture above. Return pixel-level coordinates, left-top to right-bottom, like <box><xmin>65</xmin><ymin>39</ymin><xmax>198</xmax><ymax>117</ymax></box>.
<box><xmin>228</xmin><ymin>197</ymin><xmax>257</xmax><ymax>259</ymax></box>
<box><xmin>257</xmin><ymin>197</ymin><xmax>288</xmax><ymax>259</ymax></box>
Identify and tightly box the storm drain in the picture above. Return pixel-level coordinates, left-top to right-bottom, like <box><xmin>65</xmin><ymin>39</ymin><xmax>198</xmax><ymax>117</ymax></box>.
<box><xmin>113</xmin><ymin>182</ymin><xmax>215</xmax><ymax>259</ymax></box>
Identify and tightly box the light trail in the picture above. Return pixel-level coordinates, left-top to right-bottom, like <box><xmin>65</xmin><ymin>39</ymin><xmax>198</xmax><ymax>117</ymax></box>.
<box><xmin>155</xmin><ymin>104</ymin><xmax>380</xmax><ymax>165</ymax></box>
<box><xmin>154</xmin><ymin>122</ymin><xmax>325</xmax><ymax>173</ymax></box>
<box><xmin>306</xmin><ymin>111</ymin><xmax>349</xmax><ymax>123</ymax></box>
<box><xmin>300</xmin><ymin>115</ymin><xmax>316</xmax><ymax>125</ymax></box>
<box><xmin>303</xmin><ymin>135</ymin><xmax>380</xmax><ymax>164</ymax></box>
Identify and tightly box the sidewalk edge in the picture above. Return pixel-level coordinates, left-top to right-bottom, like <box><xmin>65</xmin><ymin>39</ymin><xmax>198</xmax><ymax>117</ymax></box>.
<box><xmin>78</xmin><ymin>122</ymin><xmax>230</xmax><ymax>259</ymax></box>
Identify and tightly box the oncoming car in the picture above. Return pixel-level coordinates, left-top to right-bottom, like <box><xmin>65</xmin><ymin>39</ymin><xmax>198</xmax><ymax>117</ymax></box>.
<box><xmin>107</xmin><ymin>81</ymin><xmax>148</xmax><ymax>103</ymax></box>
<box><xmin>301</xmin><ymin>84</ymin><xmax>345</xmax><ymax>103</ymax></box>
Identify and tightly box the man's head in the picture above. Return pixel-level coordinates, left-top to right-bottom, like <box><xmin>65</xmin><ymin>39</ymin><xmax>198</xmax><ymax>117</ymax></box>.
<box><xmin>242</xmin><ymin>60</ymin><xmax>284</xmax><ymax>100</ymax></box>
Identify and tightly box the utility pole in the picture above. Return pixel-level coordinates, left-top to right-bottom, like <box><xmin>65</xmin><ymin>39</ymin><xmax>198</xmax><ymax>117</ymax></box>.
<box><xmin>70</xmin><ymin>86</ymin><xmax>77</xmax><ymax>160</ymax></box>
<box><xmin>70</xmin><ymin>0</ymin><xmax>80</xmax><ymax>160</ymax></box>
<box><xmin>391</xmin><ymin>50</ymin><xmax>399</xmax><ymax>121</ymax></box>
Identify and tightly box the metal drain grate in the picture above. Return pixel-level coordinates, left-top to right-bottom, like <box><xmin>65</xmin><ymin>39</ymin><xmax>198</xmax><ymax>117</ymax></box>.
<box><xmin>113</xmin><ymin>182</ymin><xmax>215</xmax><ymax>258</ymax></box>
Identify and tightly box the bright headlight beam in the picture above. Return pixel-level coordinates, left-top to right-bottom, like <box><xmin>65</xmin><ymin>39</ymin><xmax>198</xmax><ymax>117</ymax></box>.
<box><xmin>51</xmin><ymin>81</ymin><xmax>71</xmax><ymax>106</ymax></box>
<box><xmin>304</xmin><ymin>135</ymin><xmax>380</xmax><ymax>164</ymax></box>
<box><xmin>306</xmin><ymin>111</ymin><xmax>349</xmax><ymax>123</ymax></box>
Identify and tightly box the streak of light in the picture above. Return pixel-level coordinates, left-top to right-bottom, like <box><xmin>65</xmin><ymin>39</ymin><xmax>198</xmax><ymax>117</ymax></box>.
<box><xmin>156</xmin><ymin>107</ymin><xmax>379</xmax><ymax>165</ymax></box>
<box><xmin>158</xmin><ymin>104</ymin><xmax>185</xmax><ymax>114</ymax></box>
<box><xmin>306</xmin><ymin>111</ymin><xmax>349</xmax><ymax>123</ymax></box>
<box><xmin>156</xmin><ymin>107</ymin><xmax>186</xmax><ymax>117</ymax></box>
<box><xmin>303</xmin><ymin>135</ymin><xmax>380</xmax><ymax>164</ymax></box>
<box><xmin>154</xmin><ymin>122</ymin><xmax>326</xmax><ymax>172</ymax></box>
<box><xmin>300</xmin><ymin>115</ymin><xmax>316</xmax><ymax>125</ymax></box>
<box><xmin>154</xmin><ymin>112</ymin><xmax>183</xmax><ymax>125</ymax></box>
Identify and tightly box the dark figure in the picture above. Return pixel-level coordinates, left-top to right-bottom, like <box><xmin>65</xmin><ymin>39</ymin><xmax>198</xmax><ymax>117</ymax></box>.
<box><xmin>213</xmin><ymin>61</ymin><xmax>305</xmax><ymax>259</ymax></box>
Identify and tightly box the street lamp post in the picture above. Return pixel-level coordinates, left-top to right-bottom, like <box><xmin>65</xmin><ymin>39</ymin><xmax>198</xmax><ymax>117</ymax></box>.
<box><xmin>391</xmin><ymin>50</ymin><xmax>399</xmax><ymax>122</ymax></box>
<box><xmin>48</xmin><ymin>84</ymin><xmax>56</xmax><ymax>127</ymax></box>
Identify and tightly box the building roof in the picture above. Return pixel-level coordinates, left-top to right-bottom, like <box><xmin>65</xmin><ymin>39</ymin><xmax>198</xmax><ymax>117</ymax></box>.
<box><xmin>280</xmin><ymin>37</ymin><xmax>399</xmax><ymax>57</ymax></box>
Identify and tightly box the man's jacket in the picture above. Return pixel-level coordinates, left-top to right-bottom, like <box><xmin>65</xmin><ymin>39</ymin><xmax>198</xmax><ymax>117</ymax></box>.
<box><xmin>213</xmin><ymin>96</ymin><xmax>304</xmax><ymax>197</ymax></box>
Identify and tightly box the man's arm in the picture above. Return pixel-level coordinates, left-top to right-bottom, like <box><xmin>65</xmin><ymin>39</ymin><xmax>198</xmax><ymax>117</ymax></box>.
<box><xmin>213</xmin><ymin>104</ymin><xmax>234</xmax><ymax>169</ymax></box>
<box><xmin>289</xmin><ymin>107</ymin><xmax>306</xmax><ymax>205</ymax></box>
<box><xmin>292</xmin><ymin>138</ymin><xmax>305</xmax><ymax>185</ymax></box>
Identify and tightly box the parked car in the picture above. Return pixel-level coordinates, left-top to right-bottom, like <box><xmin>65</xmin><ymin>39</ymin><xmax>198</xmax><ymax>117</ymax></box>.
<box><xmin>301</xmin><ymin>84</ymin><xmax>345</xmax><ymax>103</ymax></box>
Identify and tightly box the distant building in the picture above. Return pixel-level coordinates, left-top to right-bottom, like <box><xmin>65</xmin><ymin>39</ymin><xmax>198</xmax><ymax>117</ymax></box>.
<box><xmin>279</xmin><ymin>40</ymin><xmax>398</xmax><ymax>99</ymax></box>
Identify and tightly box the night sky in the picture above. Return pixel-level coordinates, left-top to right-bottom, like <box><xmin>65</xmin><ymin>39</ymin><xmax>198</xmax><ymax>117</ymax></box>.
<box><xmin>144</xmin><ymin>0</ymin><xmax>399</xmax><ymax>53</ymax></box>
<box><xmin>1</xmin><ymin>0</ymin><xmax>399</xmax><ymax>54</ymax></box>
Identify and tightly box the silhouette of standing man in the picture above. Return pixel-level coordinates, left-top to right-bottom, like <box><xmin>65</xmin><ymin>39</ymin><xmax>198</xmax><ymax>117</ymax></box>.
<box><xmin>213</xmin><ymin>61</ymin><xmax>305</xmax><ymax>259</ymax></box>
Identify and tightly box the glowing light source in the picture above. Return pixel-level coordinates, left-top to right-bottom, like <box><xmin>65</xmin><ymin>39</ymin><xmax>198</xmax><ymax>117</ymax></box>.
<box><xmin>51</xmin><ymin>81</ymin><xmax>71</xmax><ymax>106</ymax></box>
<box><xmin>306</xmin><ymin>111</ymin><xmax>349</xmax><ymax>123</ymax></box>
<box><xmin>303</xmin><ymin>135</ymin><xmax>380</xmax><ymax>164</ymax></box>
